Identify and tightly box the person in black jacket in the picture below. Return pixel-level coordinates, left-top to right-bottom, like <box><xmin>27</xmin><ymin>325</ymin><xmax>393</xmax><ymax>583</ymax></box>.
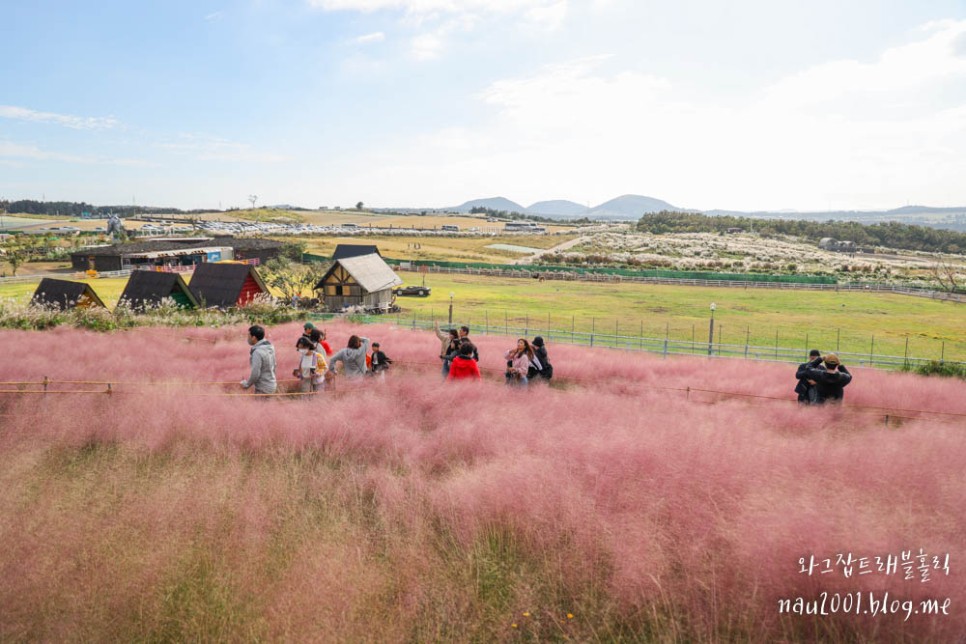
<box><xmin>458</xmin><ymin>326</ymin><xmax>479</xmax><ymax>362</ymax></box>
<box><xmin>803</xmin><ymin>353</ymin><xmax>852</xmax><ymax>405</ymax></box>
<box><xmin>528</xmin><ymin>336</ymin><xmax>553</xmax><ymax>381</ymax></box>
<box><xmin>369</xmin><ymin>342</ymin><xmax>393</xmax><ymax>376</ymax></box>
<box><xmin>794</xmin><ymin>349</ymin><xmax>822</xmax><ymax>403</ymax></box>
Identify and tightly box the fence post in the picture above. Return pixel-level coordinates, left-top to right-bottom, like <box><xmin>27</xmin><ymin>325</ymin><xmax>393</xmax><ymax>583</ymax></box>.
<box><xmin>775</xmin><ymin>330</ymin><xmax>779</xmax><ymax>360</ymax></box>
<box><xmin>870</xmin><ymin>335</ymin><xmax>875</xmax><ymax>367</ymax></box>
<box><xmin>591</xmin><ymin>317</ymin><xmax>596</xmax><ymax>347</ymax></box>
<box><xmin>43</xmin><ymin>375</ymin><xmax>49</xmax><ymax>397</ymax></box>
<box><xmin>505</xmin><ymin>311</ymin><xmax>508</xmax><ymax>335</ymax></box>
<box><xmin>412</xmin><ymin>309</ymin><xmax>416</xmax><ymax>330</ymax></box>
<box><xmin>837</xmin><ymin>328</ymin><xmax>841</xmax><ymax>352</ymax></box>
<box><xmin>940</xmin><ymin>341</ymin><xmax>945</xmax><ymax>364</ymax></box>
<box><xmin>745</xmin><ymin>327</ymin><xmax>750</xmax><ymax>359</ymax></box>
<box><xmin>107</xmin><ymin>383</ymin><xmax>113</xmax><ymax>396</ymax></box>
<box><xmin>525</xmin><ymin>314</ymin><xmax>529</xmax><ymax>337</ymax></box>
<box><xmin>485</xmin><ymin>310</ymin><xmax>489</xmax><ymax>336</ymax></box>
<box><xmin>904</xmin><ymin>336</ymin><xmax>909</xmax><ymax>369</ymax></box>
<box><xmin>572</xmin><ymin>316</ymin><xmax>575</xmax><ymax>343</ymax></box>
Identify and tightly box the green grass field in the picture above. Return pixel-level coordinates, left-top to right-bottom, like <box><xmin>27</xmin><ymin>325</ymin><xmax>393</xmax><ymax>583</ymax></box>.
<box><xmin>2</xmin><ymin>270</ymin><xmax>962</xmax><ymax>362</ymax></box>
<box><xmin>389</xmin><ymin>271</ymin><xmax>966</xmax><ymax>362</ymax></box>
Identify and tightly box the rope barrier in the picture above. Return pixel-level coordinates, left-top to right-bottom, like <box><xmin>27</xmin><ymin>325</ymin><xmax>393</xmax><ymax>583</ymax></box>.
<box><xmin>0</xmin><ymin>364</ymin><xmax>963</xmax><ymax>421</ymax></box>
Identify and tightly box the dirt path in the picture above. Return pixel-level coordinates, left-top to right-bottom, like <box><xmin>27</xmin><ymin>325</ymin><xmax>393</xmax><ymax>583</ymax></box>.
<box><xmin>510</xmin><ymin>236</ymin><xmax>590</xmax><ymax>265</ymax></box>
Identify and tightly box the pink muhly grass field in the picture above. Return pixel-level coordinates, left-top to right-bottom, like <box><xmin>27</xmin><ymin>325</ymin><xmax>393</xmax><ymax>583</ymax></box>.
<box><xmin>0</xmin><ymin>322</ymin><xmax>963</xmax><ymax>641</ymax></box>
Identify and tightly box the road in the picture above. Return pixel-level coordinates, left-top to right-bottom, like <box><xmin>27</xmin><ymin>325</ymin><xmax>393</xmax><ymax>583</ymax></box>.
<box><xmin>510</xmin><ymin>236</ymin><xmax>590</xmax><ymax>265</ymax></box>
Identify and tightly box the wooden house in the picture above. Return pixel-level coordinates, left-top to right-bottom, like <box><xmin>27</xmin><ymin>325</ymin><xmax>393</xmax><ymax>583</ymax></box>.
<box><xmin>315</xmin><ymin>254</ymin><xmax>402</xmax><ymax>312</ymax></box>
<box><xmin>188</xmin><ymin>263</ymin><xmax>269</xmax><ymax>308</ymax></box>
<box><xmin>118</xmin><ymin>270</ymin><xmax>199</xmax><ymax>311</ymax></box>
<box><xmin>332</xmin><ymin>244</ymin><xmax>382</xmax><ymax>261</ymax></box>
<box><xmin>31</xmin><ymin>278</ymin><xmax>106</xmax><ymax>310</ymax></box>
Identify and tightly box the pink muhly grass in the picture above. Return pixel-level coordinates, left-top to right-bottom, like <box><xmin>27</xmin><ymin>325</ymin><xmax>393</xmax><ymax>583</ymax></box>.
<box><xmin>0</xmin><ymin>322</ymin><xmax>964</xmax><ymax>640</ymax></box>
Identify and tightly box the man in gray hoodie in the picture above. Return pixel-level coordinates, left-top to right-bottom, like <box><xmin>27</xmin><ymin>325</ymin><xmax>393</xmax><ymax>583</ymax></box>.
<box><xmin>241</xmin><ymin>325</ymin><xmax>277</xmax><ymax>395</ymax></box>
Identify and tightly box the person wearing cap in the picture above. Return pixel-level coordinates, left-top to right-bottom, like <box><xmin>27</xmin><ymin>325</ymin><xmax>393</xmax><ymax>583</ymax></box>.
<box><xmin>794</xmin><ymin>349</ymin><xmax>822</xmax><ymax>404</ymax></box>
<box><xmin>802</xmin><ymin>353</ymin><xmax>852</xmax><ymax>405</ymax></box>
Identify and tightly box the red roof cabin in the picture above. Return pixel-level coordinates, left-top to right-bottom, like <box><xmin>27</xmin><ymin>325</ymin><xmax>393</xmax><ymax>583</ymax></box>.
<box><xmin>188</xmin><ymin>263</ymin><xmax>269</xmax><ymax>308</ymax></box>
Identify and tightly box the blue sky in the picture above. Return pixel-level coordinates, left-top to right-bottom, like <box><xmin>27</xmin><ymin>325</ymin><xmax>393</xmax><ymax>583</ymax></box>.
<box><xmin>2</xmin><ymin>0</ymin><xmax>966</xmax><ymax>211</ymax></box>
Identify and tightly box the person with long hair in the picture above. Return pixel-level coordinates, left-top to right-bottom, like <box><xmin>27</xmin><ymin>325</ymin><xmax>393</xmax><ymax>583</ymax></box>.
<box><xmin>504</xmin><ymin>338</ymin><xmax>534</xmax><ymax>387</ymax></box>
<box><xmin>434</xmin><ymin>321</ymin><xmax>460</xmax><ymax>378</ymax></box>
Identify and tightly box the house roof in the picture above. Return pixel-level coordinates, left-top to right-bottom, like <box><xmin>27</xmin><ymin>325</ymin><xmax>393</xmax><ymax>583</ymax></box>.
<box><xmin>188</xmin><ymin>263</ymin><xmax>269</xmax><ymax>308</ymax></box>
<box><xmin>118</xmin><ymin>271</ymin><xmax>199</xmax><ymax>310</ymax></box>
<box><xmin>332</xmin><ymin>244</ymin><xmax>381</xmax><ymax>260</ymax></box>
<box><xmin>70</xmin><ymin>237</ymin><xmax>285</xmax><ymax>258</ymax></box>
<box><xmin>31</xmin><ymin>278</ymin><xmax>106</xmax><ymax>310</ymax></box>
<box><xmin>316</xmin><ymin>254</ymin><xmax>402</xmax><ymax>292</ymax></box>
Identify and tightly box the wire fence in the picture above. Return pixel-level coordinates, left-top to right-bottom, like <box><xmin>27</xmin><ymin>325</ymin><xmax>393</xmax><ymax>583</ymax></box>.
<box><xmin>1</xmin><ymin>370</ymin><xmax>963</xmax><ymax>428</ymax></box>
<box><xmin>371</xmin><ymin>311</ymin><xmax>964</xmax><ymax>372</ymax></box>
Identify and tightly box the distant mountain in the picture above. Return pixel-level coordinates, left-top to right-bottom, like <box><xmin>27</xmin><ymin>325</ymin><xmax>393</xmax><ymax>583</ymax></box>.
<box><xmin>588</xmin><ymin>194</ymin><xmax>684</xmax><ymax>220</ymax></box>
<box><xmin>527</xmin><ymin>200</ymin><xmax>590</xmax><ymax>217</ymax></box>
<box><xmin>451</xmin><ymin>196</ymin><xmax>527</xmax><ymax>214</ymax></box>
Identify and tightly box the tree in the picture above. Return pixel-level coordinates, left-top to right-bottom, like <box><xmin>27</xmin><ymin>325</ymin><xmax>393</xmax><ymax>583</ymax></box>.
<box><xmin>356</xmin><ymin>201</ymin><xmax>364</xmax><ymax>211</ymax></box>
<box><xmin>932</xmin><ymin>258</ymin><xmax>963</xmax><ymax>293</ymax></box>
<box><xmin>248</xmin><ymin>195</ymin><xmax>258</xmax><ymax>210</ymax></box>
<box><xmin>262</xmin><ymin>258</ymin><xmax>325</xmax><ymax>302</ymax></box>
<box><xmin>7</xmin><ymin>249</ymin><xmax>26</xmax><ymax>276</ymax></box>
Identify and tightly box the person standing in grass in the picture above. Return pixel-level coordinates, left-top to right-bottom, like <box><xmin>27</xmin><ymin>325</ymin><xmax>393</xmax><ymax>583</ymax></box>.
<box><xmin>434</xmin><ymin>321</ymin><xmax>460</xmax><ymax>377</ymax></box>
<box><xmin>802</xmin><ymin>353</ymin><xmax>852</xmax><ymax>405</ymax></box>
<box><xmin>458</xmin><ymin>325</ymin><xmax>479</xmax><ymax>362</ymax></box>
<box><xmin>292</xmin><ymin>336</ymin><xmax>320</xmax><ymax>393</ymax></box>
<box><xmin>448</xmin><ymin>342</ymin><xmax>481</xmax><ymax>381</ymax></box>
<box><xmin>241</xmin><ymin>325</ymin><xmax>277</xmax><ymax>395</ymax></box>
<box><xmin>795</xmin><ymin>349</ymin><xmax>822</xmax><ymax>404</ymax></box>
<box><xmin>369</xmin><ymin>342</ymin><xmax>393</xmax><ymax>377</ymax></box>
<box><xmin>504</xmin><ymin>338</ymin><xmax>534</xmax><ymax>387</ymax></box>
<box><xmin>309</xmin><ymin>328</ymin><xmax>333</xmax><ymax>357</ymax></box>
<box><xmin>528</xmin><ymin>336</ymin><xmax>553</xmax><ymax>381</ymax></box>
<box><xmin>326</xmin><ymin>335</ymin><xmax>370</xmax><ymax>380</ymax></box>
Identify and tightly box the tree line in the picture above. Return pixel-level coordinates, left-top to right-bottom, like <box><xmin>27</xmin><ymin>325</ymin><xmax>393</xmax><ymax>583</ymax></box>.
<box><xmin>468</xmin><ymin>206</ymin><xmax>594</xmax><ymax>225</ymax></box>
<box><xmin>637</xmin><ymin>211</ymin><xmax>966</xmax><ymax>254</ymax></box>
<box><xmin>5</xmin><ymin>200</ymin><xmax>196</xmax><ymax>217</ymax></box>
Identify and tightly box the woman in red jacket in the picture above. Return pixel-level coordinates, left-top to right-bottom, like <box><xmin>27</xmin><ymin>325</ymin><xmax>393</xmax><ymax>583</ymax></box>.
<box><xmin>448</xmin><ymin>341</ymin><xmax>481</xmax><ymax>381</ymax></box>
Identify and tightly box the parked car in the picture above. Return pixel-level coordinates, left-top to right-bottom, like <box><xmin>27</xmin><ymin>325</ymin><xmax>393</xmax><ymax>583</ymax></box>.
<box><xmin>394</xmin><ymin>285</ymin><xmax>432</xmax><ymax>297</ymax></box>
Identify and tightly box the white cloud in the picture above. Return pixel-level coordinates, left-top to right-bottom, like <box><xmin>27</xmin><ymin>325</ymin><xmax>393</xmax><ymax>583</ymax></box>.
<box><xmin>0</xmin><ymin>105</ymin><xmax>120</xmax><ymax>130</ymax></box>
<box><xmin>352</xmin><ymin>20</ymin><xmax>966</xmax><ymax>210</ymax></box>
<box><xmin>410</xmin><ymin>32</ymin><xmax>444</xmax><ymax>60</ymax></box>
<box><xmin>354</xmin><ymin>31</ymin><xmax>386</xmax><ymax>44</ymax></box>
<box><xmin>158</xmin><ymin>134</ymin><xmax>288</xmax><ymax>163</ymax></box>
<box><xmin>309</xmin><ymin>0</ymin><xmax>563</xmax><ymax>16</ymax></box>
<box><xmin>0</xmin><ymin>141</ymin><xmax>147</xmax><ymax>166</ymax></box>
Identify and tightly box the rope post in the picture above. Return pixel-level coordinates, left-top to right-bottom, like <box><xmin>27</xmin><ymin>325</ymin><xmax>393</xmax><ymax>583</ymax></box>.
<box><xmin>43</xmin><ymin>376</ymin><xmax>49</xmax><ymax>396</ymax></box>
<box><xmin>686</xmin><ymin>386</ymin><xmax>690</xmax><ymax>401</ymax></box>
<box><xmin>884</xmin><ymin>415</ymin><xmax>889</xmax><ymax>428</ymax></box>
<box><xmin>106</xmin><ymin>383</ymin><xmax>113</xmax><ymax>396</ymax></box>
